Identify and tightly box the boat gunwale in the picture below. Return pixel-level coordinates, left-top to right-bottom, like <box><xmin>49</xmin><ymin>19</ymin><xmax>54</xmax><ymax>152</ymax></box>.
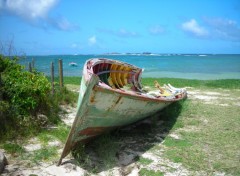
<box><xmin>93</xmin><ymin>84</ymin><xmax>187</xmax><ymax>103</ymax></box>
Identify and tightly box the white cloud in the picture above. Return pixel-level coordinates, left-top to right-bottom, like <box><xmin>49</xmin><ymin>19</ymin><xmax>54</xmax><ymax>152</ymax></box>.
<box><xmin>97</xmin><ymin>28</ymin><xmax>139</xmax><ymax>38</ymax></box>
<box><xmin>71</xmin><ymin>43</ymin><xmax>78</xmax><ymax>48</ymax></box>
<box><xmin>0</xmin><ymin>0</ymin><xmax>3</xmax><ymax>8</ymax></box>
<box><xmin>2</xmin><ymin>0</ymin><xmax>57</xmax><ymax>19</ymax></box>
<box><xmin>182</xmin><ymin>19</ymin><xmax>208</xmax><ymax>37</ymax></box>
<box><xmin>118</xmin><ymin>29</ymin><xmax>138</xmax><ymax>37</ymax></box>
<box><xmin>181</xmin><ymin>18</ymin><xmax>240</xmax><ymax>42</ymax></box>
<box><xmin>48</xmin><ymin>16</ymin><xmax>79</xmax><ymax>31</ymax></box>
<box><xmin>57</xmin><ymin>18</ymin><xmax>72</xmax><ymax>30</ymax></box>
<box><xmin>204</xmin><ymin>18</ymin><xmax>240</xmax><ymax>42</ymax></box>
<box><xmin>149</xmin><ymin>25</ymin><xmax>165</xmax><ymax>35</ymax></box>
<box><xmin>0</xmin><ymin>0</ymin><xmax>78</xmax><ymax>31</ymax></box>
<box><xmin>70</xmin><ymin>43</ymin><xmax>83</xmax><ymax>49</ymax></box>
<box><xmin>88</xmin><ymin>36</ymin><xmax>97</xmax><ymax>46</ymax></box>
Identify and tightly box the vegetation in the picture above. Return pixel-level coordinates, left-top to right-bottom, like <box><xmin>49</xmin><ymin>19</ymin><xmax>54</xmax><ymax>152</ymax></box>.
<box><xmin>63</xmin><ymin>76</ymin><xmax>81</xmax><ymax>85</ymax></box>
<box><xmin>2</xmin><ymin>143</ymin><xmax>25</xmax><ymax>155</ymax></box>
<box><xmin>4</xmin><ymin>60</ymin><xmax>50</xmax><ymax>116</ymax></box>
<box><xmin>63</xmin><ymin>76</ymin><xmax>240</xmax><ymax>89</ymax></box>
<box><xmin>138</xmin><ymin>157</ymin><xmax>153</xmax><ymax>165</ymax></box>
<box><xmin>0</xmin><ymin>55</ymin><xmax>76</xmax><ymax>140</ymax></box>
<box><xmin>139</xmin><ymin>168</ymin><xmax>164</xmax><ymax>176</ymax></box>
<box><xmin>72</xmin><ymin>134</ymin><xmax>119</xmax><ymax>173</ymax></box>
<box><xmin>141</xmin><ymin>77</ymin><xmax>240</xmax><ymax>89</ymax></box>
<box><xmin>162</xmin><ymin>94</ymin><xmax>240</xmax><ymax>175</ymax></box>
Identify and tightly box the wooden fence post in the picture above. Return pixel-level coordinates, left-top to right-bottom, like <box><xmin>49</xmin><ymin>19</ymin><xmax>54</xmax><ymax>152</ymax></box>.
<box><xmin>28</xmin><ymin>62</ymin><xmax>32</xmax><ymax>72</ymax></box>
<box><xmin>0</xmin><ymin>74</ymin><xmax>2</xmax><ymax>101</ymax></box>
<box><xmin>51</xmin><ymin>62</ymin><xmax>54</xmax><ymax>94</ymax></box>
<box><xmin>58</xmin><ymin>59</ymin><xmax>63</xmax><ymax>88</ymax></box>
<box><xmin>0</xmin><ymin>73</ymin><xmax>3</xmax><ymax>120</ymax></box>
<box><xmin>32</xmin><ymin>58</ymin><xmax>35</xmax><ymax>69</ymax></box>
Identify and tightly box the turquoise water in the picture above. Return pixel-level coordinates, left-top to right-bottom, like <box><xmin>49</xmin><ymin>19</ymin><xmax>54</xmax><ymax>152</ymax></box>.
<box><xmin>20</xmin><ymin>54</ymin><xmax>240</xmax><ymax>80</ymax></box>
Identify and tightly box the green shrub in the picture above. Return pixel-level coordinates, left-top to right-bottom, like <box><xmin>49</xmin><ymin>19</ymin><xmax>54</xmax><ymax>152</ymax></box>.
<box><xmin>1</xmin><ymin>56</ymin><xmax>51</xmax><ymax>114</ymax></box>
<box><xmin>0</xmin><ymin>55</ymin><xmax>78</xmax><ymax>140</ymax></box>
<box><xmin>3</xmin><ymin>68</ymin><xmax>51</xmax><ymax>116</ymax></box>
<box><xmin>0</xmin><ymin>55</ymin><xmax>53</xmax><ymax>138</ymax></box>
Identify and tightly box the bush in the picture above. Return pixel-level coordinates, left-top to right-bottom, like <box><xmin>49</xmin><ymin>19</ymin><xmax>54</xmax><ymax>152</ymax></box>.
<box><xmin>0</xmin><ymin>55</ymin><xmax>53</xmax><ymax>137</ymax></box>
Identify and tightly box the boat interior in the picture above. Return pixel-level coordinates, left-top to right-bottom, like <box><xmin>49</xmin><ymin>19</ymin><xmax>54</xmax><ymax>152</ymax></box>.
<box><xmin>92</xmin><ymin>61</ymin><xmax>143</xmax><ymax>91</ymax></box>
<box><xmin>91</xmin><ymin>59</ymin><xmax>185</xmax><ymax>98</ymax></box>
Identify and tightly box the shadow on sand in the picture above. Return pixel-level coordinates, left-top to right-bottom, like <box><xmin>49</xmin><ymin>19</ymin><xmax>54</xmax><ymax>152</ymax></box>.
<box><xmin>64</xmin><ymin>100</ymin><xmax>185</xmax><ymax>174</ymax></box>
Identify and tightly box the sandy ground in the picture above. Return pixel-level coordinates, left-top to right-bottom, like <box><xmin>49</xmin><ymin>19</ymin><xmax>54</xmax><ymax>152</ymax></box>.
<box><xmin>1</xmin><ymin>88</ymin><xmax>239</xmax><ymax>176</ymax></box>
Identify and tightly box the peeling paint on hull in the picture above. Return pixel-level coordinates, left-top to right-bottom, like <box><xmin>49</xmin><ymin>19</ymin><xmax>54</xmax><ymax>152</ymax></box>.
<box><xmin>58</xmin><ymin>58</ymin><xmax>187</xmax><ymax>165</ymax></box>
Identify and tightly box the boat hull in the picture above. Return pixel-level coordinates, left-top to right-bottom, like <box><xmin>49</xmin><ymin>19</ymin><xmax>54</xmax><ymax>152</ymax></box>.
<box><xmin>58</xmin><ymin>58</ymin><xmax>187</xmax><ymax>165</ymax></box>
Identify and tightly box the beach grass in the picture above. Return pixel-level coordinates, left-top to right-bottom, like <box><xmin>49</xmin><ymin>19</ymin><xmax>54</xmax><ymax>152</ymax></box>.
<box><xmin>141</xmin><ymin>77</ymin><xmax>240</xmax><ymax>89</ymax></box>
<box><xmin>163</xmin><ymin>98</ymin><xmax>239</xmax><ymax>172</ymax></box>
<box><xmin>62</xmin><ymin>77</ymin><xmax>240</xmax><ymax>175</ymax></box>
<box><xmin>63</xmin><ymin>76</ymin><xmax>240</xmax><ymax>89</ymax></box>
<box><xmin>139</xmin><ymin>168</ymin><xmax>164</xmax><ymax>176</ymax></box>
<box><xmin>63</xmin><ymin>76</ymin><xmax>81</xmax><ymax>85</ymax></box>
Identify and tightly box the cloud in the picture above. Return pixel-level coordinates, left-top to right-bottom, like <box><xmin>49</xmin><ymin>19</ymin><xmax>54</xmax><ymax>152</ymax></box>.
<box><xmin>71</xmin><ymin>43</ymin><xmax>78</xmax><ymax>48</ymax></box>
<box><xmin>0</xmin><ymin>1</ymin><xmax>3</xmax><ymax>8</ymax></box>
<box><xmin>181</xmin><ymin>19</ymin><xmax>208</xmax><ymax>37</ymax></box>
<box><xmin>88</xmin><ymin>36</ymin><xmax>97</xmax><ymax>46</ymax></box>
<box><xmin>0</xmin><ymin>0</ymin><xmax>78</xmax><ymax>31</ymax></box>
<box><xmin>149</xmin><ymin>25</ymin><xmax>165</xmax><ymax>35</ymax></box>
<box><xmin>204</xmin><ymin>18</ymin><xmax>240</xmax><ymax>42</ymax></box>
<box><xmin>98</xmin><ymin>28</ymin><xmax>139</xmax><ymax>38</ymax></box>
<box><xmin>0</xmin><ymin>0</ymin><xmax>57</xmax><ymax>20</ymax></box>
<box><xmin>181</xmin><ymin>18</ymin><xmax>240</xmax><ymax>42</ymax></box>
<box><xmin>117</xmin><ymin>29</ymin><xmax>138</xmax><ymax>37</ymax></box>
<box><xmin>47</xmin><ymin>16</ymin><xmax>79</xmax><ymax>31</ymax></box>
<box><xmin>70</xmin><ymin>43</ymin><xmax>84</xmax><ymax>50</ymax></box>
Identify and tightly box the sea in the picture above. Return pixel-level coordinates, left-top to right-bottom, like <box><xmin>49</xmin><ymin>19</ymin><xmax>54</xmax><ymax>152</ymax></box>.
<box><xmin>19</xmin><ymin>54</ymin><xmax>240</xmax><ymax>80</ymax></box>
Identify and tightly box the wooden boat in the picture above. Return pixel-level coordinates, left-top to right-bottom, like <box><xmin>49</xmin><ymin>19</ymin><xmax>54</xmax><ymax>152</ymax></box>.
<box><xmin>58</xmin><ymin>58</ymin><xmax>187</xmax><ymax>165</ymax></box>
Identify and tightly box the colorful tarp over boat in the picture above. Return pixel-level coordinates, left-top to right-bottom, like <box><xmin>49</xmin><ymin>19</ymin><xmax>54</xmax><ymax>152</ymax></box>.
<box><xmin>58</xmin><ymin>58</ymin><xmax>187</xmax><ymax>165</ymax></box>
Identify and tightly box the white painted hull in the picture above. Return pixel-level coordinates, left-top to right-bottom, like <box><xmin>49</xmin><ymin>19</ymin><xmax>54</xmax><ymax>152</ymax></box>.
<box><xmin>58</xmin><ymin>58</ymin><xmax>187</xmax><ymax>165</ymax></box>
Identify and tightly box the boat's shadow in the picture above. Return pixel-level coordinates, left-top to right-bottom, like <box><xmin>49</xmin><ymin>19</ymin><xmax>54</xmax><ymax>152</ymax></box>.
<box><xmin>69</xmin><ymin>100</ymin><xmax>185</xmax><ymax>174</ymax></box>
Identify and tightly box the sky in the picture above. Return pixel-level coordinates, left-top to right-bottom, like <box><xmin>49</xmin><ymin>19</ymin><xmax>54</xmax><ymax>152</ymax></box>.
<box><xmin>0</xmin><ymin>0</ymin><xmax>240</xmax><ymax>55</ymax></box>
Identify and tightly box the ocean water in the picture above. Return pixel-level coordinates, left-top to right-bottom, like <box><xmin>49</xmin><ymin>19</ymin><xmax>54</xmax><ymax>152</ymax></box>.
<box><xmin>20</xmin><ymin>54</ymin><xmax>240</xmax><ymax>80</ymax></box>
